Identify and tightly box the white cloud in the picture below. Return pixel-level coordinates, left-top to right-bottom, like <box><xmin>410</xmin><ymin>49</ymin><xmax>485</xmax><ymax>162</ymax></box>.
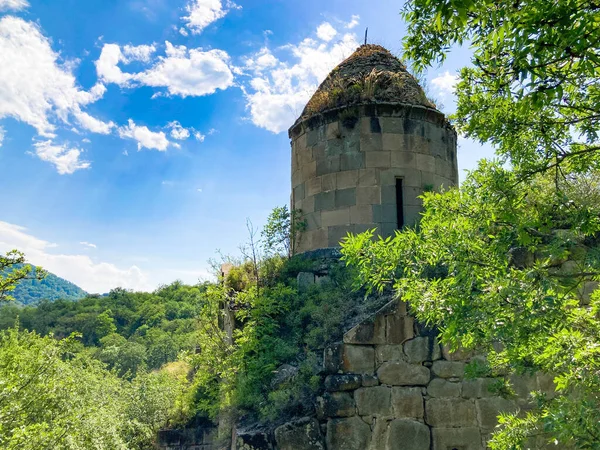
<box><xmin>194</xmin><ymin>131</ymin><xmax>205</xmax><ymax>142</ymax></box>
<box><xmin>32</xmin><ymin>140</ymin><xmax>91</xmax><ymax>174</ymax></box>
<box><xmin>97</xmin><ymin>41</ymin><xmax>234</xmax><ymax>97</ymax></box>
<box><xmin>0</xmin><ymin>221</ymin><xmax>152</xmax><ymax>293</ymax></box>
<box><xmin>0</xmin><ymin>16</ymin><xmax>108</xmax><ymax>139</ymax></box>
<box><xmin>167</xmin><ymin>121</ymin><xmax>190</xmax><ymax>140</ymax></box>
<box><xmin>0</xmin><ymin>126</ymin><xmax>4</xmax><ymax>147</ymax></box>
<box><xmin>316</xmin><ymin>22</ymin><xmax>337</xmax><ymax>42</ymax></box>
<box><xmin>75</xmin><ymin>111</ymin><xmax>114</xmax><ymax>134</ymax></box>
<box><xmin>243</xmin><ymin>22</ymin><xmax>360</xmax><ymax>133</ymax></box>
<box><xmin>182</xmin><ymin>0</ymin><xmax>240</xmax><ymax>35</ymax></box>
<box><xmin>80</xmin><ymin>241</ymin><xmax>97</xmax><ymax>249</ymax></box>
<box><xmin>346</xmin><ymin>15</ymin><xmax>360</xmax><ymax>29</ymax></box>
<box><xmin>0</xmin><ymin>0</ymin><xmax>28</xmax><ymax>11</ymax></box>
<box><xmin>118</xmin><ymin>119</ymin><xmax>171</xmax><ymax>151</ymax></box>
<box><xmin>431</xmin><ymin>71</ymin><xmax>459</xmax><ymax>96</ymax></box>
<box><xmin>122</xmin><ymin>43</ymin><xmax>156</xmax><ymax>62</ymax></box>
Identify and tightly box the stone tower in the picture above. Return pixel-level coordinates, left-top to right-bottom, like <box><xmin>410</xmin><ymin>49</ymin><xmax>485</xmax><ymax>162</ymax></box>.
<box><xmin>289</xmin><ymin>45</ymin><xmax>458</xmax><ymax>254</ymax></box>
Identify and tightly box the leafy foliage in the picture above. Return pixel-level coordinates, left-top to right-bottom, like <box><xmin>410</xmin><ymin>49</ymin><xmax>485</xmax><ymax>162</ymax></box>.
<box><xmin>0</xmin><ymin>252</ymin><xmax>46</xmax><ymax>302</ymax></box>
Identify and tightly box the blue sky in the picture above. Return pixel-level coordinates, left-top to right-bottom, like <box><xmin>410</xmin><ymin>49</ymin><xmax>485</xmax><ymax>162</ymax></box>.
<box><xmin>0</xmin><ymin>0</ymin><xmax>493</xmax><ymax>293</ymax></box>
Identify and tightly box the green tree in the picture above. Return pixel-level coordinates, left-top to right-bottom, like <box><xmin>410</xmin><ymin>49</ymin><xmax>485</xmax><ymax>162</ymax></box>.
<box><xmin>0</xmin><ymin>251</ymin><xmax>46</xmax><ymax>302</ymax></box>
<box><xmin>341</xmin><ymin>2</ymin><xmax>600</xmax><ymax>447</ymax></box>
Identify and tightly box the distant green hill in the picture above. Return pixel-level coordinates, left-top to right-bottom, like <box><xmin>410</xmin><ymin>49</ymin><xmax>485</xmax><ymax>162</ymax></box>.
<box><xmin>7</xmin><ymin>265</ymin><xmax>87</xmax><ymax>305</ymax></box>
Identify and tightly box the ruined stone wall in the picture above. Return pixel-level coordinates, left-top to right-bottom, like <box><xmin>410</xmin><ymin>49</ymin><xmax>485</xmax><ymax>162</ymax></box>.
<box><xmin>290</xmin><ymin>103</ymin><xmax>458</xmax><ymax>254</ymax></box>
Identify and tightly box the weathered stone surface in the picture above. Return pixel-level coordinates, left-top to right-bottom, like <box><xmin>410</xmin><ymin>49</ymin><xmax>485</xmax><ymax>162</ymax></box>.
<box><xmin>344</xmin><ymin>315</ymin><xmax>386</xmax><ymax>345</ymax></box>
<box><xmin>325</xmin><ymin>374</ymin><xmax>362</xmax><ymax>391</ymax></box>
<box><xmin>271</xmin><ymin>364</ymin><xmax>298</xmax><ymax>389</ymax></box>
<box><xmin>427</xmin><ymin>378</ymin><xmax>461</xmax><ymax>398</ymax></box>
<box><xmin>323</xmin><ymin>343</ymin><xmax>343</xmax><ymax>373</ymax></box>
<box><xmin>377</xmin><ymin>361</ymin><xmax>430</xmax><ymax>386</ymax></box>
<box><xmin>386</xmin><ymin>419</ymin><xmax>430</xmax><ymax>450</ymax></box>
<box><xmin>431</xmin><ymin>427</ymin><xmax>482</xmax><ymax>450</ymax></box>
<box><xmin>343</xmin><ymin>345</ymin><xmax>375</xmax><ymax>374</ymax></box>
<box><xmin>369</xmin><ymin>418</ymin><xmax>390</xmax><ymax>450</ymax></box>
<box><xmin>425</xmin><ymin>398</ymin><xmax>477</xmax><ymax>427</ymax></box>
<box><xmin>461</xmin><ymin>378</ymin><xmax>497</xmax><ymax>399</ymax></box>
<box><xmin>317</xmin><ymin>392</ymin><xmax>356</xmax><ymax>418</ymax></box>
<box><xmin>326</xmin><ymin>416</ymin><xmax>371</xmax><ymax>450</ymax></box>
<box><xmin>441</xmin><ymin>345</ymin><xmax>474</xmax><ymax>361</ymax></box>
<box><xmin>274</xmin><ymin>417</ymin><xmax>325</xmax><ymax>450</ymax></box>
<box><xmin>391</xmin><ymin>387</ymin><xmax>423</xmax><ymax>419</ymax></box>
<box><xmin>236</xmin><ymin>431</ymin><xmax>273</xmax><ymax>450</ymax></box>
<box><xmin>355</xmin><ymin>386</ymin><xmax>392</xmax><ymax>416</ymax></box>
<box><xmin>362</xmin><ymin>374</ymin><xmax>380</xmax><ymax>387</ymax></box>
<box><xmin>476</xmin><ymin>397</ymin><xmax>518</xmax><ymax>430</ymax></box>
<box><xmin>509</xmin><ymin>373</ymin><xmax>537</xmax><ymax>400</ymax></box>
<box><xmin>536</xmin><ymin>372</ymin><xmax>557</xmax><ymax>399</ymax></box>
<box><xmin>431</xmin><ymin>360</ymin><xmax>465</xmax><ymax>379</ymax></box>
<box><xmin>404</xmin><ymin>337</ymin><xmax>433</xmax><ymax>363</ymax></box>
<box><xmin>386</xmin><ymin>313</ymin><xmax>414</xmax><ymax>344</ymax></box>
<box><xmin>376</xmin><ymin>344</ymin><xmax>404</xmax><ymax>364</ymax></box>
<box><xmin>297</xmin><ymin>272</ymin><xmax>315</xmax><ymax>292</ymax></box>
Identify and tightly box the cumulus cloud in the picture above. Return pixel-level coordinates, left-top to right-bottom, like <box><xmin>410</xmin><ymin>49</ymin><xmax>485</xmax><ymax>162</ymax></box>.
<box><xmin>194</xmin><ymin>131</ymin><xmax>205</xmax><ymax>142</ymax></box>
<box><xmin>181</xmin><ymin>0</ymin><xmax>240</xmax><ymax>35</ymax></box>
<box><xmin>122</xmin><ymin>43</ymin><xmax>156</xmax><ymax>62</ymax></box>
<box><xmin>96</xmin><ymin>41</ymin><xmax>234</xmax><ymax>97</ymax></box>
<box><xmin>431</xmin><ymin>71</ymin><xmax>459</xmax><ymax>97</ymax></box>
<box><xmin>0</xmin><ymin>221</ymin><xmax>152</xmax><ymax>293</ymax></box>
<box><xmin>316</xmin><ymin>22</ymin><xmax>337</xmax><ymax>42</ymax></box>
<box><xmin>32</xmin><ymin>140</ymin><xmax>91</xmax><ymax>174</ymax></box>
<box><xmin>0</xmin><ymin>16</ymin><xmax>108</xmax><ymax>139</ymax></box>
<box><xmin>118</xmin><ymin>119</ymin><xmax>171</xmax><ymax>151</ymax></box>
<box><xmin>80</xmin><ymin>241</ymin><xmax>97</xmax><ymax>249</ymax></box>
<box><xmin>346</xmin><ymin>15</ymin><xmax>360</xmax><ymax>29</ymax></box>
<box><xmin>0</xmin><ymin>126</ymin><xmax>4</xmax><ymax>147</ymax></box>
<box><xmin>75</xmin><ymin>111</ymin><xmax>114</xmax><ymax>134</ymax></box>
<box><xmin>0</xmin><ymin>0</ymin><xmax>28</xmax><ymax>11</ymax></box>
<box><xmin>243</xmin><ymin>22</ymin><xmax>360</xmax><ymax>133</ymax></box>
<box><xmin>167</xmin><ymin>121</ymin><xmax>190</xmax><ymax>140</ymax></box>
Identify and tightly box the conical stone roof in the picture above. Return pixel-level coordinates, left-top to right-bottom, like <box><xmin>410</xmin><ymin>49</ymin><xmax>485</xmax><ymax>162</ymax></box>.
<box><xmin>296</xmin><ymin>44</ymin><xmax>436</xmax><ymax>126</ymax></box>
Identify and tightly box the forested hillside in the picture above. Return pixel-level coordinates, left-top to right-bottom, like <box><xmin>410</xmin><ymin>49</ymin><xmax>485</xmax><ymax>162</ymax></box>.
<box><xmin>7</xmin><ymin>264</ymin><xmax>87</xmax><ymax>305</ymax></box>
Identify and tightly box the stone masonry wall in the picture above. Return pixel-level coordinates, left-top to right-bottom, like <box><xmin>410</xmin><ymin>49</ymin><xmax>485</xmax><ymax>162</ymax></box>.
<box><xmin>290</xmin><ymin>103</ymin><xmax>458</xmax><ymax>254</ymax></box>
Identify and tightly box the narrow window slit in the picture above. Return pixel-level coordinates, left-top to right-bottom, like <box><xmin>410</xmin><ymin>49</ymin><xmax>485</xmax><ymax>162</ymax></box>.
<box><xmin>396</xmin><ymin>178</ymin><xmax>404</xmax><ymax>229</ymax></box>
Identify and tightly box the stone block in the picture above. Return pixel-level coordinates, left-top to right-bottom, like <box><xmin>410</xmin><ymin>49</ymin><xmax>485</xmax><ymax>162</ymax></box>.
<box><xmin>416</xmin><ymin>153</ymin><xmax>435</xmax><ymax>173</ymax></box>
<box><xmin>362</xmin><ymin>374</ymin><xmax>379</xmax><ymax>387</ymax></box>
<box><xmin>326</xmin><ymin>416</ymin><xmax>371</xmax><ymax>450</ymax></box>
<box><xmin>328</xmin><ymin>225</ymin><xmax>353</xmax><ymax>247</ymax></box>
<box><xmin>325</xmin><ymin>374</ymin><xmax>363</xmax><ymax>392</ymax></box>
<box><xmin>461</xmin><ymin>378</ymin><xmax>497</xmax><ymax>399</ymax></box>
<box><xmin>350</xmin><ymin>205</ymin><xmax>374</xmax><ymax>224</ymax></box>
<box><xmin>293</xmin><ymin>183</ymin><xmax>305</xmax><ymax>202</ymax></box>
<box><xmin>324</xmin><ymin>343</ymin><xmax>343</xmax><ymax>373</ymax></box>
<box><xmin>343</xmin><ymin>345</ymin><xmax>375</xmax><ymax>374</ymax></box>
<box><xmin>376</xmin><ymin>344</ymin><xmax>405</xmax><ymax>364</ymax></box>
<box><xmin>355</xmin><ymin>386</ymin><xmax>392</xmax><ymax>416</ymax></box>
<box><xmin>403</xmin><ymin>187</ymin><xmax>424</xmax><ymax>207</ymax></box>
<box><xmin>301</xmin><ymin>195</ymin><xmax>315</xmax><ymax>214</ymax></box>
<box><xmin>431</xmin><ymin>361</ymin><xmax>465</xmax><ymax>379</ymax></box>
<box><xmin>380</xmin><ymin>168</ymin><xmax>421</xmax><ymax>188</ymax></box>
<box><xmin>476</xmin><ymin>397</ymin><xmax>518</xmax><ymax>430</ymax></box>
<box><xmin>356</xmin><ymin>186</ymin><xmax>381</xmax><ymax>205</ymax></box>
<box><xmin>322</xmin><ymin>208</ymin><xmax>350</xmax><ymax>227</ymax></box>
<box><xmin>317</xmin><ymin>392</ymin><xmax>356</xmax><ymax>418</ymax></box>
<box><xmin>358</xmin><ymin>168</ymin><xmax>379</xmax><ymax>186</ymax></box>
<box><xmin>321</xmin><ymin>173</ymin><xmax>336</xmax><ymax>191</ymax></box>
<box><xmin>360</xmin><ymin>134</ymin><xmax>383</xmax><ymax>153</ymax></box>
<box><xmin>275</xmin><ymin>417</ymin><xmax>325</xmax><ymax>450</ymax></box>
<box><xmin>344</xmin><ymin>314</ymin><xmax>386</xmax><ymax>345</ymax></box>
<box><xmin>305</xmin><ymin>177</ymin><xmax>322</xmax><ymax>197</ymax></box>
<box><xmin>427</xmin><ymin>378</ymin><xmax>461</xmax><ymax>398</ymax></box>
<box><xmin>306</xmin><ymin>126</ymin><xmax>324</xmax><ymax>147</ymax></box>
<box><xmin>369</xmin><ymin>418</ymin><xmax>390</xmax><ymax>450</ymax></box>
<box><xmin>292</xmin><ymin>169</ymin><xmax>302</xmax><ymax>188</ymax></box>
<box><xmin>316</xmin><ymin>156</ymin><xmax>340</xmax><ymax>176</ymax></box>
<box><xmin>378</xmin><ymin>222</ymin><xmax>399</xmax><ymax>239</ymax></box>
<box><xmin>326</xmin><ymin>138</ymin><xmax>344</xmax><ymax>157</ymax></box>
<box><xmin>391</xmin><ymin>387</ymin><xmax>424</xmax><ymax>419</ymax></box>
<box><xmin>391</xmin><ymin>150</ymin><xmax>417</xmax><ymax>169</ymax></box>
<box><xmin>312</xmin><ymin>228</ymin><xmax>328</xmax><ymax>249</ymax></box>
<box><xmin>509</xmin><ymin>373</ymin><xmax>537</xmax><ymax>400</ymax></box>
<box><xmin>366</xmin><ymin>151</ymin><xmax>391</xmax><ymax>168</ymax></box>
<box><xmin>340</xmin><ymin>153</ymin><xmax>364</xmax><ymax>171</ymax></box>
<box><xmin>314</xmin><ymin>190</ymin><xmax>335</xmax><ymax>211</ymax></box>
<box><xmin>386</xmin><ymin>419</ymin><xmax>430</xmax><ymax>450</ymax></box>
<box><xmin>386</xmin><ymin>314</ymin><xmax>414</xmax><ymax>344</ymax></box>
<box><xmin>304</xmin><ymin>211</ymin><xmax>321</xmax><ymax>229</ymax></box>
<box><xmin>377</xmin><ymin>361</ymin><xmax>430</xmax><ymax>386</ymax></box>
<box><xmin>382</xmin><ymin>133</ymin><xmax>404</xmax><ymax>151</ymax></box>
<box><xmin>441</xmin><ymin>344</ymin><xmax>474</xmax><ymax>361</ymax></box>
<box><xmin>425</xmin><ymin>398</ymin><xmax>477</xmax><ymax>427</ymax></box>
<box><xmin>326</xmin><ymin>121</ymin><xmax>340</xmax><ymax>140</ymax></box>
<box><xmin>312</xmin><ymin>144</ymin><xmax>326</xmax><ymax>161</ymax></box>
<box><xmin>335</xmin><ymin>188</ymin><xmax>356</xmax><ymax>208</ymax></box>
<box><xmin>404</xmin><ymin>337</ymin><xmax>432</xmax><ymax>364</ymax></box>
<box><xmin>373</xmin><ymin>204</ymin><xmax>397</xmax><ymax>223</ymax></box>
<box><xmin>431</xmin><ymin>427</ymin><xmax>481</xmax><ymax>450</ymax></box>
<box><xmin>380</xmin><ymin>117</ymin><xmax>405</xmax><ymax>134</ymax></box>
<box><xmin>403</xmin><ymin>206</ymin><xmax>423</xmax><ymax>227</ymax></box>
<box><xmin>380</xmin><ymin>184</ymin><xmax>397</xmax><ymax>206</ymax></box>
<box><xmin>336</xmin><ymin>170</ymin><xmax>358</xmax><ymax>189</ymax></box>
